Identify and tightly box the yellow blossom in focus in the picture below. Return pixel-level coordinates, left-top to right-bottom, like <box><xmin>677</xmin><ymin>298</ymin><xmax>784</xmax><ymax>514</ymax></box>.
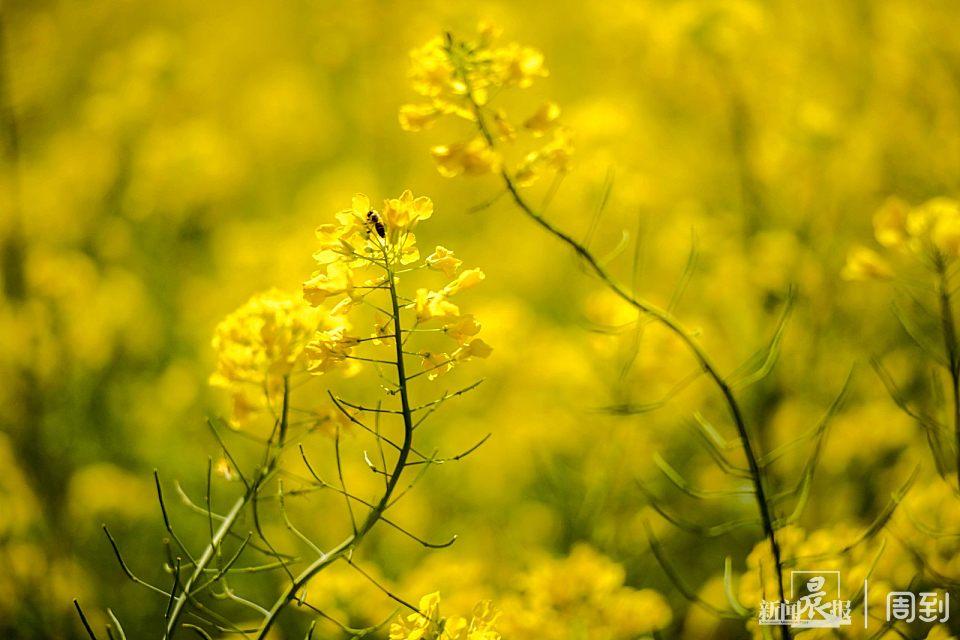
<box><xmin>301</xmin><ymin>191</ymin><xmax>489</xmax><ymax>385</ymax></box>
<box><xmin>303</xmin><ymin>262</ymin><xmax>355</xmax><ymax>305</ymax></box>
<box><xmin>397</xmin><ymin>233</ymin><xmax>422</xmax><ymax>265</ymax></box>
<box><xmin>453</xmin><ymin>338</ymin><xmax>493</xmax><ymax>361</ymax></box>
<box><xmin>443</xmin><ymin>315</ymin><xmax>481</xmax><ymax>344</ymax></box>
<box><xmin>209</xmin><ymin>289</ymin><xmax>317</xmax><ymax>426</ymax></box>
<box><xmin>305</xmin><ymin>325</ymin><xmax>359</xmax><ymax>376</ymax></box>
<box><xmin>383</xmin><ymin>189</ymin><xmax>434</xmax><ymax>232</ymax></box>
<box><xmin>389</xmin><ymin>592</ymin><xmax>501</xmax><ymax>640</ymax></box>
<box><xmin>426</xmin><ymin>246</ymin><xmax>462</xmax><ymax>277</ymax></box>
<box><xmin>443</xmin><ymin>268</ymin><xmax>486</xmax><ymax>296</ymax></box>
<box><xmin>415</xmin><ymin>288</ymin><xmax>460</xmax><ymax>322</ymax></box>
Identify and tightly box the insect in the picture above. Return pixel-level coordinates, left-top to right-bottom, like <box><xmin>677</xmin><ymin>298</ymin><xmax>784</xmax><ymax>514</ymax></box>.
<box><xmin>366</xmin><ymin>210</ymin><xmax>386</xmax><ymax>238</ymax></box>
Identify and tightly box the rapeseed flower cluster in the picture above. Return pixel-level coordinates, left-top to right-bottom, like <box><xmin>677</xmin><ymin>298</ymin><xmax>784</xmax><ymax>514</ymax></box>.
<box><xmin>843</xmin><ymin>197</ymin><xmax>960</xmax><ymax>281</ymax></box>
<box><xmin>389</xmin><ymin>592</ymin><xmax>501</xmax><ymax>640</ymax></box>
<box><xmin>400</xmin><ymin>23</ymin><xmax>573</xmax><ymax>186</ymax></box>
<box><xmin>209</xmin><ymin>190</ymin><xmax>492</xmax><ymax>426</ymax></box>
<box><xmin>302</xmin><ymin>190</ymin><xmax>491</xmax><ymax>380</ymax></box>
<box><xmin>499</xmin><ymin>544</ymin><xmax>672</xmax><ymax>639</ymax></box>
<box><xmin>209</xmin><ymin>289</ymin><xmax>317</xmax><ymax>427</ymax></box>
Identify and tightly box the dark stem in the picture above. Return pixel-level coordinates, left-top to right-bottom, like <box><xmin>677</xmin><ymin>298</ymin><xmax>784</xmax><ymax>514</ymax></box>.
<box><xmin>935</xmin><ymin>259</ymin><xmax>960</xmax><ymax>492</ymax></box>
<box><xmin>455</xmin><ymin>51</ymin><xmax>788</xmax><ymax>635</ymax></box>
<box><xmin>254</xmin><ymin>257</ymin><xmax>414</xmax><ymax>638</ymax></box>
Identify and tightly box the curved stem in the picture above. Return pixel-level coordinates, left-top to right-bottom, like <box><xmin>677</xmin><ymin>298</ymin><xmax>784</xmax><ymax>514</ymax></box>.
<box><xmin>254</xmin><ymin>260</ymin><xmax>415</xmax><ymax>638</ymax></box>
<box><xmin>457</xmin><ymin>61</ymin><xmax>788</xmax><ymax>632</ymax></box>
<box><xmin>506</xmin><ymin>165</ymin><xmax>787</xmax><ymax>609</ymax></box>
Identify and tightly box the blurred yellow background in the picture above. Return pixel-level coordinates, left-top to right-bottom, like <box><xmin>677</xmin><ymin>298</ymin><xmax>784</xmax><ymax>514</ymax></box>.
<box><xmin>3</xmin><ymin>0</ymin><xmax>960</xmax><ymax>638</ymax></box>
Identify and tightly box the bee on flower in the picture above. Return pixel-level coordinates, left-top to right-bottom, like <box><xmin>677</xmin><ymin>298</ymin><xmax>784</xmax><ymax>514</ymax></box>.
<box><xmin>302</xmin><ymin>190</ymin><xmax>492</xmax><ymax>382</ymax></box>
<box><xmin>192</xmin><ymin>191</ymin><xmax>493</xmax><ymax>638</ymax></box>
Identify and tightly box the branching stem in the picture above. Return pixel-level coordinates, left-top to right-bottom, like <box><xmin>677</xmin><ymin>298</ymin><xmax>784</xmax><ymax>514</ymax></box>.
<box><xmin>253</xmin><ymin>253</ymin><xmax>415</xmax><ymax>638</ymax></box>
<box><xmin>165</xmin><ymin>377</ymin><xmax>290</xmax><ymax>638</ymax></box>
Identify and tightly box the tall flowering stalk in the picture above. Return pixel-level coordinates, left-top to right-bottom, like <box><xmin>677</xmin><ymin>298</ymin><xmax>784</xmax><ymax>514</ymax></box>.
<box><xmin>75</xmin><ymin>191</ymin><xmax>495</xmax><ymax>639</ymax></box>
<box><xmin>254</xmin><ymin>191</ymin><xmax>491</xmax><ymax>637</ymax></box>
<box><xmin>400</xmin><ymin>25</ymin><xmax>793</xmax><ymax>637</ymax></box>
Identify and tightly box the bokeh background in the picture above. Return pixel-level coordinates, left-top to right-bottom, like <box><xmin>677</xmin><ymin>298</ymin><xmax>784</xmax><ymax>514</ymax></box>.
<box><xmin>3</xmin><ymin>0</ymin><xmax>960</xmax><ymax>638</ymax></box>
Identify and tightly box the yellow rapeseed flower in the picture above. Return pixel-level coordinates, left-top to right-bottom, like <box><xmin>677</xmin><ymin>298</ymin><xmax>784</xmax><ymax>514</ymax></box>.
<box><xmin>873</xmin><ymin>196</ymin><xmax>910</xmax><ymax>249</ymax></box>
<box><xmin>431</xmin><ymin>139</ymin><xmax>501</xmax><ymax>178</ymax></box>
<box><xmin>426</xmin><ymin>246</ymin><xmax>463</xmax><ymax>277</ymax></box>
<box><xmin>209</xmin><ymin>289</ymin><xmax>318</xmax><ymax>426</ymax></box>
<box><xmin>389</xmin><ymin>592</ymin><xmax>501</xmax><ymax>640</ymax></box>
<box><xmin>841</xmin><ymin>246</ymin><xmax>893</xmax><ymax>281</ymax></box>
<box><xmin>523</xmin><ymin>101</ymin><xmax>562</xmax><ymax>137</ymax></box>
<box><xmin>402</xmin><ymin>25</ymin><xmax>573</xmax><ymax>188</ymax></box>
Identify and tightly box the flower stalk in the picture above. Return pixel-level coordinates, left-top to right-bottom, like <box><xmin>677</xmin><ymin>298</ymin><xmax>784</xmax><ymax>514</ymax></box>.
<box><xmin>253</xmin><ymin>254</ymin><xmax>415</xmax><ymax>638</ymax></box>
<box><xmin>463</xmin><ymin>71</ymin><xmax>788</xmax><ymax>627</ymax></box>
<box><xmin>935</xmin><ymin>258</ymin><xmax>960</xmax><ymax>492</ymax></box>
<box><xmin>397</xmin><ymin>29</ymin><xmax>790</xmax><ymax>637</ymax></box>
<box><xmin>83</xmin><ymin>192</ymin><xmax>491</xmax><ymax>638</ymax></box>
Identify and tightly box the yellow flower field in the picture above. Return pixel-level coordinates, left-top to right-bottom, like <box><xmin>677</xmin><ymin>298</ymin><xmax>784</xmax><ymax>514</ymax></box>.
<box><xmin>3</xmin><ymin>1</ymin><xmax>960</xmax><ymax>638</ymax></box>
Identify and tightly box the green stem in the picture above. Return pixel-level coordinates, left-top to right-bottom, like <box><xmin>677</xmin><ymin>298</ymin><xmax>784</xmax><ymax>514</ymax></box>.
<box><xmin>253</xmin><ymin>261</ymin><xmax>414</xmax><ymax>638</ymax></box>
<box><xmin>164</xmin><ymin>494</ymin><xmax>248</xmax><ymax>639</ymax></box>
<box><xmin>935</xmin><ymin>260</ymin><xmax>960</xmax><ymax>492</ymax></box>
<box><xmin>503</xmin><ymin>166</ymin><xmax>788</xmax><ymax>614</ymax></box>
<box><xmin>457</xmin><ymin>57</ymin><xmax>788</xmax><ymax>635</ymax></box>
<box><xmin>166</xmin><ymin>377</ymin><xmax>290</xmax><ymax>638</ymax></box>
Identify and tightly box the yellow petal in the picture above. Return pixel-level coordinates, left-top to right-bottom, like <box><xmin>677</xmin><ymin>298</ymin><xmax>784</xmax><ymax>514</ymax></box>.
<box><xmin>352</xmin><ymin>193</ymin><xmax>370</xmax><ymax>216</ymax></box>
